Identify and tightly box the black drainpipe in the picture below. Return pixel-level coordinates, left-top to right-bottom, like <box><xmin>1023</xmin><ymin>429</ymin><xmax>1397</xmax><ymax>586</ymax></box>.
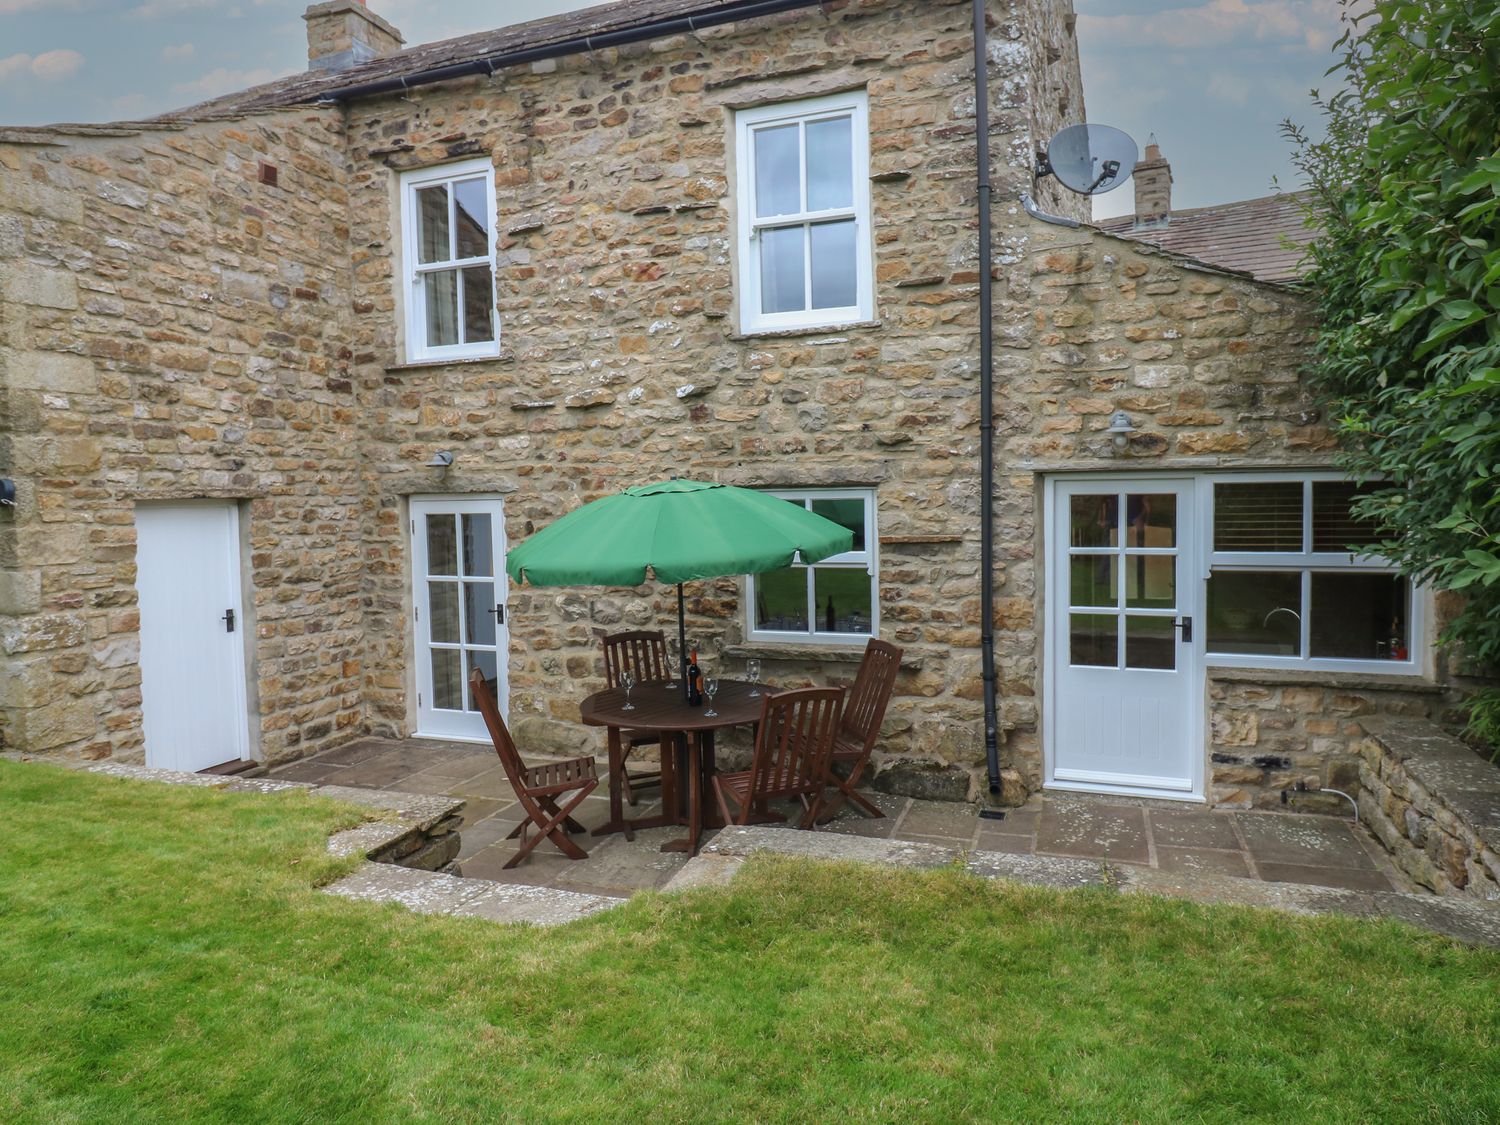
<box><xmin>320</xmin><ymin>0</ymin><xmax>828</xmax><ymax>104</ymax></box>
<box><xmin>972</xmin><ymin>0</ymin><xmax>1004</xmax><ymax>806</ymax></box>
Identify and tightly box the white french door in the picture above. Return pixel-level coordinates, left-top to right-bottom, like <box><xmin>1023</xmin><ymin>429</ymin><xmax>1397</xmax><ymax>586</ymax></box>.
<box><xmin>135</xmin><ymin>501</ymin><xmax>249</xmax><ymax>772</ymax></box>
<box><xmin>1046</xmin><ymin>478</ymin><xmax>1202</xmax><ymax>799</ymax></box>
<box><xmin>411</xmin><ymin>496</ymin><xmax>509</xmax><ymax>740</ymax></box>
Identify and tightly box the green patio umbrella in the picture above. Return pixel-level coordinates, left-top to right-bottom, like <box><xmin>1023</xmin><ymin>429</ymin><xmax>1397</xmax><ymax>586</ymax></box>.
<box><xmin>505</xmin><ymin>479</ymin><xmax>853</xmax><ymax>694</ymax></box>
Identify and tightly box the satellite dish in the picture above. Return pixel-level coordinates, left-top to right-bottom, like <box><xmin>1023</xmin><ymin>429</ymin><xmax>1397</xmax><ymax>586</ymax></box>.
<box><xmin>1039</xmin><ymin>124</ymin><xmax>1138</xmax><ymax>196</ymax></box>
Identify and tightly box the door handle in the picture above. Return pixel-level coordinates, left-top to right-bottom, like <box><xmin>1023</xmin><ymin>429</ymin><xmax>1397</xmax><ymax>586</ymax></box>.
<box><xmin>1174</xmin><ymin>616</ymin><xmax>1192</xmax><ymax>643</ymax></box>
<box><xmin>222</xmin><ymin>608</ymin><xmax>235</xmax><ymax>633</ymax></box>
<box><xmin>489</xmin><ymin>604</ymin><xmax>506</xmax><ymax>626</ymax></box>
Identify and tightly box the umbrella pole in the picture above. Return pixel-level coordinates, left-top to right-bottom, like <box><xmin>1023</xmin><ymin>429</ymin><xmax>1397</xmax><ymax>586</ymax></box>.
<box><xmin>677</xmin><ymin>582</ymin><xmax>689</xmax><ymax>703</ymax></box>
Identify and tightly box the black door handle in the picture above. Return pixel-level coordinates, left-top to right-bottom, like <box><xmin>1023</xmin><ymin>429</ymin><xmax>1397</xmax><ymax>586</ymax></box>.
<box><xmin>222</xmin><ymin>608</ymin><xmax>235</xmax><ymax>633</ymax></box>
<box><xmin>1174</xmin><ymin>616</ymin><xmax>1192</xmax><ymax>643</ymax></box>
<box><xmin>488</xmin><ymin>604</ymin><xmax>506</xmax><ymax>625</ymax></box>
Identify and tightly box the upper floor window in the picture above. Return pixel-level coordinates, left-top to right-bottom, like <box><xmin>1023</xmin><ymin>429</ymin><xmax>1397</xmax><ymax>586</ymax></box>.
<box><xmin>399</xmin><ymin>159</ymin><xmax>498</xmax><ymax>363</ymax></box>
<box><xmin>734</xmin><ymin>91</ymin><xmax>873</xmax><ymax>334</ymax></box>
<box><xmin>746</xmin><ymin>489</ymin><xmax>878</xmax><ymax>644</ymax></box>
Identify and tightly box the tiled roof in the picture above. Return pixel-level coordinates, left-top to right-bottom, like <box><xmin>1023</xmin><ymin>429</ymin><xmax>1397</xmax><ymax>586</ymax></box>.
<box><xmin>1094</xmin><ymin>192</ymin><xmax>1316</xmax><ymax>285</ymax></box>
<box><xmin>163</xmin><ymin>0</ymin><xmax>807</xmax><ymax>119</ymax></box>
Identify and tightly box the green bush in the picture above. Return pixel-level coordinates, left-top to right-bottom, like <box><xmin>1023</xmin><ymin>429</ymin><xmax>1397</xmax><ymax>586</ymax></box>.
<box><xmin>1285</xmin><ymin>1</ymin><xmax>1500</xmax><ymax>694</ymax></box>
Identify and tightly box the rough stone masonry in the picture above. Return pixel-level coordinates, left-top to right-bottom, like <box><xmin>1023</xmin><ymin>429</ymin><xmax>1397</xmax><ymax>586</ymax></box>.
<box><xmin>0</xmin><ymin>0</ymin><xmax>1470</xmax><ymax>807</ymax></box>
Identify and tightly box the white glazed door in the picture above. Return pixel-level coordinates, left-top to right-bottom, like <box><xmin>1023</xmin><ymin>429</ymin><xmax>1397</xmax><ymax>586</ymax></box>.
<box><xmin>1047</xmin><ymin>479</ymin><xmax>1200</xmax><ymax>799</ymax></box>
<box><xmin>411</xmin><ymin>497</ymin><xmax>509</xmax><ymax>740</ymax></box>
<box><xmin>136</xmin><ymin>501</ymin><xmax>249</xmax><ymax>772</ymax></box>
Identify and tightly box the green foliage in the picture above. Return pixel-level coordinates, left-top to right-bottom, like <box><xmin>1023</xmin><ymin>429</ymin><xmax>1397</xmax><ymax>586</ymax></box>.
<box><xmin>1284</xmin><ymin>1</ymin><xmax>1500</xmax><ymax>684</ymax></box>
<box><xmin>1465</xmin><ymin>687</ymin><xmax>1500</xmax><ymax>762</ymax></box>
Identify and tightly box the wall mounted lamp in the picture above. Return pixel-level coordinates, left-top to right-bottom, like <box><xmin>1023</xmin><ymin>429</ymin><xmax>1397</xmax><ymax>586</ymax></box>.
<box><xmin>425</xmin><ymin>451</ymin><xmax>455</xmax><ymax>468</ymax></box>
<box><xmin>1105</xmin><ymin>411</ymin><xmax>1136</xmax><ymax>452</ymax></box>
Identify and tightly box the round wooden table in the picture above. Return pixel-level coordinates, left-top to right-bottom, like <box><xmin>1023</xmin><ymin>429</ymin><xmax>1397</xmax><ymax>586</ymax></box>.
<box><xmin>580</xmin><ymin>679</ymin><xmax>767</xmax><ymax>855</ymax></box>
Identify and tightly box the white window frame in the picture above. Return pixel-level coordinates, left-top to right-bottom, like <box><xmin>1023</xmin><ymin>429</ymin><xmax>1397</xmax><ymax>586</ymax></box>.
<box><xmin>1199</xmin><ymin>471</ymin><xmax>1425</xmax><ymax>675</ymax></box>
<box><xmin>734</xmin><ymin>91</ymin><xmax>874</xmax><ymax>334</ymax></box>
<box><xmin>746</xmin><ymin>488</ymin><xmax>878</xmax><ymax>645</ymax></box>
<box><xmin>399</xmin><ymin>158</ymin><xmax>499</xmax><ymax>363</ymax></box>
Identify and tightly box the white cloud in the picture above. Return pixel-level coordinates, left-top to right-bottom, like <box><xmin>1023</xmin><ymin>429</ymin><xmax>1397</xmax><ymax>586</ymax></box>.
<box><xmin>0</xmin><ymin>48</ymin><xmax>84</xmax><ymax>83</ymax></box>
<box><xmin>129</xmin><ymin>0</ymin><xmax>217</xmax><ymax>19</ymax></box>
<box><xmin>1078</xmin><ymin>0</ymin><xmax>1341</xmax><ymax>52</ymax></box>
<box><xmin>0</xmin><ymin>0</ymin><xmax>82</xmax><ymax>12</ymax></box>
<box><xmin>171</xmin><ymin>64</ymin><xmax>281</xmax><ymax>98</ymax></box>
<box><xmin>162</xmin><ymin>42</ymin><xmax>195</xmax><ymax>61</ymax></box>
<box><xmin>31</xmin><ymin>48</ymin><xmax>83</xmax><ymax>80</ymax></box>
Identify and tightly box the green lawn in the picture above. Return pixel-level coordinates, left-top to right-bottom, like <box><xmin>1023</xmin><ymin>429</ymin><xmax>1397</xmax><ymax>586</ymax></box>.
<box><xmin>2</xmin><ymin>760</ymin><xmax>1497</xmax><ymax>1123</ymax></box>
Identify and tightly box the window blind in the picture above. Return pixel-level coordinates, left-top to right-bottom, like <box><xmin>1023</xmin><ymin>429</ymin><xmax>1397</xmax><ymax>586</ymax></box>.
<box><xmin>1213</xmin><ymin>482</ymin><xmax>1303</xmax><ymax>552</ymax></box>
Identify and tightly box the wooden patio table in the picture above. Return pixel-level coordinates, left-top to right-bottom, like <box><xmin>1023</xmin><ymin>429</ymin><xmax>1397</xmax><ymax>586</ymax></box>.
<box><xmin>580</xmin><ymin>678</ymin><xmax>766</xmax><ymax>856</ymax></box>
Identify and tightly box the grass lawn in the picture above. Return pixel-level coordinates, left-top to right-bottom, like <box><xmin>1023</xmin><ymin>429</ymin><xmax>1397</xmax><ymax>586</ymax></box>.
<box><xmin>2</xmin><ymin>760</ymin><xmax>1498</xmax><ymax>1123</ymax></box>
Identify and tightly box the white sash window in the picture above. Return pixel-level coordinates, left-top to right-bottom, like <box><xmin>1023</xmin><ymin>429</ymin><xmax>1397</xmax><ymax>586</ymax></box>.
<box><xmin>399</xmin><ymin>158</ymin><xmax>498</xmax><ymax>363</ymax></box>
<box><xmin>735</xmin><ymin>91</ymin><xmax>874</xmax><ymax>333</ymax></box>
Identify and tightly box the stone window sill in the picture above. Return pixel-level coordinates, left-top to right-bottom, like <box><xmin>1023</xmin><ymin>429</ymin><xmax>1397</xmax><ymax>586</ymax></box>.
<box><xmin>1207</xmin><ymin>666</ymin><xmax>1444</xmax><ymax>694</ymax></box>
<box><xmin>722</xmin><ymin>642</ymin><xmax>922</xmax><ymax>670</ymax></box>
<box><xmin>385</xmin><ymin>352</ymin><xmax>513</xmax><ymax>374</ymax></box>
<box><xmin>727</xmin><ymin>319</ymin><xmax>880</xmax><ymax>343</ymax></box>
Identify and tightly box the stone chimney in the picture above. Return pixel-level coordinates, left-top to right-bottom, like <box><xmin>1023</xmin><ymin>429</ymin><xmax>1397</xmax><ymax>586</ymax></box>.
<box><xmin>304</xmin><ymin>0</ymin><xmax>403</xmax><ymax>73</ymax></box>
<box><xmin>1132</xmin><ymin>136</ymin><xmax>1173</xmax><ymax>228</ymax></box>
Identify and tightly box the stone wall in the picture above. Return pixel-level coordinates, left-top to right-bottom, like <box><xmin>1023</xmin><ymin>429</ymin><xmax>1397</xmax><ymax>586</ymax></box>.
<box><xmin>1356</xmin><ymin>717</ymin><xmax>1500</xmax><ymax>900</ymax></box>
<box><xmin>0</xmin><ymin>110</ymin><xmax>362</xmax><ymax>764</ymax></box>
<box><xmin>1206</xmin><ymin>670</ymin><xmax>1457</xmax><ymax>811</ymax></box>
<box><xmin>342</xmin><ymin>0</ymin><xmax>1087</xmax><ymax>788</ymax></box>
<box><xmin>991</xmin><ymin>230</ymin><xmax>1323</xmax><ymax>789</ymax></box>
<box><xmin>7</xmin><ymin>0</ymin><xmax>1427</xmax><ymax>810</ymax></box>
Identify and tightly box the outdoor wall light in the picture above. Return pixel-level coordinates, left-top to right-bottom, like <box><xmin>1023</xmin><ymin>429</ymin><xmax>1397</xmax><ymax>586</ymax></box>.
<box><xmin>425</xmin><ymin>451</ymin><xmax>455</xmax><ymax>468</ymax></box>
<box><xmin>1106</xmin><ymin>411</ymin><xmax>1136</xmax><ymax>452</ymax></box>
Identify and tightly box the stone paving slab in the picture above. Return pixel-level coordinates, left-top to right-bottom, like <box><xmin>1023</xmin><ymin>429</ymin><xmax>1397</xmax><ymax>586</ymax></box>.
<box><xmin>324</xmin><ymin>861</ymin><xmax>626</xmax><ymax>926</ymax></box>
<box><xmin>327</xmin><ymin>822</ymin><xmax>419</xmax><ymax>859</ymax></box>
<box><xmin>451</xmin><ymin>883</ymin><xmax>624</xmax><ymax>926</ymax></box>
<box><xmin>323</xmin><ymin>863</ymin><xmax>493</xmax><ymax>915</ymax></box>
<box><xmin>703</xmin><ymin>825</ymin><xmax>959</xmax><ymax>869</ymax></box>
<box><xmin>663</xmin><ymin>853</ymin><xmax>744</xmax><ymax>892</ymax></box>
<box><xmin>310</xmin><ymin>785</ymin><xmax>464</xmax><ymax>831</ymax></box>
<box><xmin>966</xmin><ymin>850</ymin><xmax>1111</xmax><ymax>890</ymax></box>
<box><xmin>223</xmin><ymin>777</ymin><xmax>316</xmax><ymax>794</ymax></box>
<box><xmin>84</xmin><ymin>762</ymin><xmax>227</xmax><ymax>788</ymax></box>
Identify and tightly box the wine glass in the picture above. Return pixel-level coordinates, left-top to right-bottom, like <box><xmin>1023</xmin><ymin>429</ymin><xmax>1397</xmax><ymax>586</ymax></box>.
<box><xmin>620</xmin><ymin>669</ymin><xmax>636</xmax><ymax>711</ymax></box>
<box><xmin>746</xmin><ymin>659</ymin><xmax>762</xmax><ymax>697</ymax></box>
<box><xmin>703</xmin><ymin>675</ymin><xmax>719</xmax><ymax>717</ymax></box>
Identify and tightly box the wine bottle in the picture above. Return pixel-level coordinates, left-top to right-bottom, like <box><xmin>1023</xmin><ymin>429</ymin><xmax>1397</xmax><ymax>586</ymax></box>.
<box><xmin>686</xmin><ymin>646</ymin><xmax>703</xmax><ymax>706</ymax></box>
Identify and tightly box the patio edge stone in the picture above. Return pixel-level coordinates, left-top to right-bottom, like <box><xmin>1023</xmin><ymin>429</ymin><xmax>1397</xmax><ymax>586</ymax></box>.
<box><xmin>309</xmin><ymin>784</ymin><xmax>464</xmax><ymax>831</ymax></box>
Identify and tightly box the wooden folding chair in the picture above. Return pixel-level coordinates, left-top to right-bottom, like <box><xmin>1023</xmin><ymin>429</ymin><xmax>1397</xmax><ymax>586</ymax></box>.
<box><xmin>810</xmin><ymin>638</ymin><xmax>903</xmax><ymax>821</ymax></box>
<box><xmin>601</xmin><ymin>629</ymin><xmax>672</xmax><ymax>806</ymax></box>
<box><xmin>469</xmin><ymin>668</ymin><xmax>599</xmax><ymax>869</ymax></box>
<box><xmin>713</xmin><ymin>687</ymin><xmax>843</xmax><ymax>831</ymax></box>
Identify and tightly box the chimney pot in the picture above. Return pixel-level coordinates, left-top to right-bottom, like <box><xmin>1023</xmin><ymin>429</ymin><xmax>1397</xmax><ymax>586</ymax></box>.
<box><xmin>304</xmin><ymin>0</ymin><xmax>403</xmax><ymax>73</ymax></box>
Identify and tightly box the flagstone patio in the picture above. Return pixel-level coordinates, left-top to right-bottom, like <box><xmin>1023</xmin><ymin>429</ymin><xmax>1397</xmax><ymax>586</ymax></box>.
<box><xmin>269</xmin><ymin>736</ymin><xmax>1414</xmax><ymax>899</ymax></box>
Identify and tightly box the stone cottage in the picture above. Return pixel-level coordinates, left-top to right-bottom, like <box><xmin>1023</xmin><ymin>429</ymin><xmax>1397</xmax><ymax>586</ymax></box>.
<box><xmin>0</xmin><ymin>0</ymin><xmax>1464</xmax><ymax>811</ymax></box>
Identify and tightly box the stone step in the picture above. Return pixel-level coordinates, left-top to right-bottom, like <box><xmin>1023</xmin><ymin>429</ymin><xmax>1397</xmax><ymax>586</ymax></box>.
<box><xmin>324</xmin><ymin>862</ymin><xmax>625</xmax><ymax>926</ymax></box>
<box><xmin>689</xmin><ymin>826</ymin><xmax>1500</xmax><ymax>947</ymax></box>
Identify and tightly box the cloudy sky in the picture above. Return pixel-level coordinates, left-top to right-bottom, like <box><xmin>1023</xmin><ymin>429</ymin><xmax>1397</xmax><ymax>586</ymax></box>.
<box><xmin>0</xmin><ymin>0</ymin><xmax>1345</xmax><ymax>219</ymax></box>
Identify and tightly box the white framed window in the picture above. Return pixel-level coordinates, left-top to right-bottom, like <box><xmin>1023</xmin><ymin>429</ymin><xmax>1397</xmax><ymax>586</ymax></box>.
<box><xmin>734</xmin><ymin>91</ymin><xmax>874</xmax><ymax>334</ymax></box>
<box><xmin>746</xmin><ymin>489</ymin><xmax>878</xmax><ymax>644</ymax></box>
<box><xmin>1201</xmin><ymin>472</ymin><xmax>1423</xmax><ymax>674</ymax></box>
<box><xmin>399</xmin><ymin>158</ymin><xmax>498</xmax><ymax>363</ymax></box>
